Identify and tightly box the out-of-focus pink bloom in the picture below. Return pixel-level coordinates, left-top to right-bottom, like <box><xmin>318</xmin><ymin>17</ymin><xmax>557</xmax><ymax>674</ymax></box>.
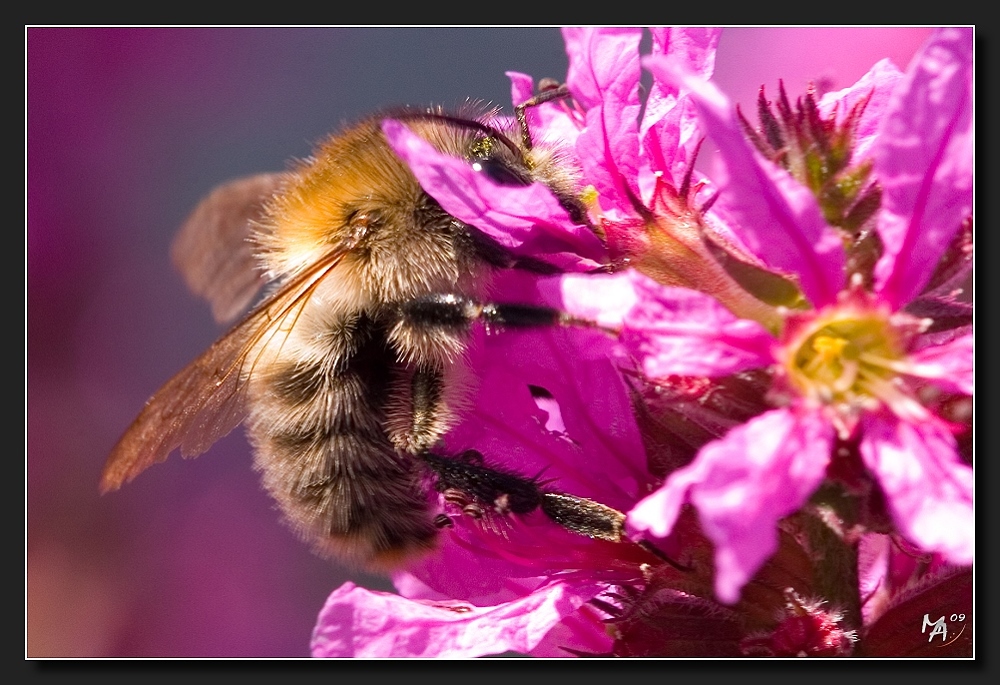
<box><xmin>615</xmin><ymin>27</ymin><xmax>973</xmax><ymax>604</ymax></box>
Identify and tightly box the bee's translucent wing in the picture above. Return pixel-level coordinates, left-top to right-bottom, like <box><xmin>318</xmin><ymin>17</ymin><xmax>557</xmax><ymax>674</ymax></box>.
<box><xmin>171</xmin><ymin>173</ymin><xmax>293</xmax><ymax>324</ymax></box>
<box><xmin>100</xmin><ymin>250</ymin><xmax>344</xmax><ymax>494</ymax></box>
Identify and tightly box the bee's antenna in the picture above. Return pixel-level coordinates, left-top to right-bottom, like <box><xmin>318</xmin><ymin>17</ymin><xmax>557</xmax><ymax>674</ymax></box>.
<box><xmin>393</xmin><ymin>111</ymin><xmax>524</xmax><ymax>160</ymax></box>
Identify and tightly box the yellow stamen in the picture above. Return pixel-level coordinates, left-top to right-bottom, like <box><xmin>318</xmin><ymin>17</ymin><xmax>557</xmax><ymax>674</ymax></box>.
<box><xmin>784</xmin><ymin>308</ymin><xmax>909</xmax><ymax>416</ymax></box>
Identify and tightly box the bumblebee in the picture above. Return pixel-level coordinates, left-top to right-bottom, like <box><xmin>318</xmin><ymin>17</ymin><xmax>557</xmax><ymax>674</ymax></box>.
<box><xmin>102</xmin><ymin>92</ymin><xmax>625</xmax><ymax>571</ymax></box>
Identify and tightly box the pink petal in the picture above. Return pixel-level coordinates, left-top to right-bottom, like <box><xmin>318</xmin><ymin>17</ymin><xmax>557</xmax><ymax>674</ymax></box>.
<box><xmin>556</xmin><ymin>271</ymin><xmax>639</xmax><ymax>329</ymax></box>
<box><xmin>563</xmin><ymin>27</ymin><xmax>643</xmax><ymax>110</ymax></box>
<box><xmin>528</xmin><ymin>601</ymin><xmax>614</xmax><ymax>657</ymax></box>
<box><xmin>311</xmin><ymin>581</ymin><xmax>600</xmax><ymax>658</ymax></box>
<box><xmin>394</xmin><ymin>523</ymin><xmax>555</xmax><ymax>609</ymax></box>
<box><xmin>630</xmin><ymin>408</ymin><xmax>834</xmax><ymax>604</ymax></box>
<box><xmin>638</xmin><ymin>96</ymin><xmax>687</xmax><ymax>191</ymax></box>
<box><xmin>564</xmin><ymin>27</ymin><xmax>644</xmax><ymax>220</ymax></box>
<box><xmin>507</xmin><ymin>70</ymin><xmax>535</xmax><ymax>106</ymax></box>
<box><xmin>872</xmin><ymin>27</ymin><xmax>973</xmax><ymax>309</ymax></box>
<box><xmin>857</xmin><ymin>533</ymin><xmax>892</xmax><ymax>628</ymax></box>
<box><xmin>557</xmin><ymin>270</ymin><xmax>774</xmax><ymax>378</ymax></box>
<box><xmin>627</xmin><ymin>456</ymin><xmax>701</xmax><ymax>540</ymax></box>
<box><xmin>381</xmin><ymin>119</ymin><xmax>605</xmax><ymax>271</ymax></box>
<box><xmin>859</xmin><ymin>414</ymin><xmax>973</xmax><ymax>565</ymax></box>
<box><xmin>623</xmin><ymin>283</ymin><xmax>775</xmax><ymax>379</ymax></box>
<box><xmin>641</xmin><ymin>28</ymin><xmax>721</xmax><ymax>189</ymax></box>
<box><xmin>648</xmin><ymin>27</ymin><xmax>721</xmax><ymax>81</ymax></box>
<box><xmin>644</xmin><ymin>55</ymin><xmax>845</xmax><ymax>308</ymax></box>
<box><xmin>560</xmin><ymin>269</ymin><xmax>773</xmax><ymax>379</ymax></box>
<box><xmin>818</xmin><ymin>58</ymin><xmax>905</xmax><ymax>164</ymax></box>
<box><xmin>445</xmin><ymin>300</ymin><xmax>647</xmax><ymax>510</ymax></box>
<box><xmin>904</xmin><ymin>332</ymin><xmax>973</xmax><ymax>395</ymax></box>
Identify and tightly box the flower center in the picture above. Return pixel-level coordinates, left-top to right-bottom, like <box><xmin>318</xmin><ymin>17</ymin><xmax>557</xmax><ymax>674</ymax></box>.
<box><xmin>785</xmin><ymin>311</ymin><xmax>906</xmax><ymax>410</ymax></box>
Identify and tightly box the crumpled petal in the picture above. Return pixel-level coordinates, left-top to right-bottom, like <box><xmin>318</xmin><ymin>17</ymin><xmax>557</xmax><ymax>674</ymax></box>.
<box><xmin>629</xmin><ymin>408</ymin><xmax>834</xmax><ymax>604</ymax></box>
<box><xmin>528</xmin><ymin>601</ymin><xmax>614</xmax><ymax>657</ymax></box>
<box><xmin>872</xmin><ymin>27</ymin><xmax>973</xmax><ymax>309</ymax></box>
<box><xmin>638</xmin><ymin>96</ymin><xmax>702</xmax><ymax>200</ymax></box>
<box><xmin>564</xmin><ymin>27</ymin><xmax>644</xmax><ymax>220</ymax></box>
<box><xmin>311</xmin><ymin>581</ymin><xmax>601</xmax><ymax>658</ymax></box>
<box><xmin>381</xmin><ymin>119</ymin><xmax>605</xmax><ymax>271</ymax></box>
<box><xmin>644</xmin><ymin>54</ymin><xmax>845</xmax><ymax>309</ymax></box>
<box><xmin>903</xmin><ymin>331</ymin><xmax>973</xmax><ymax>395</ymax></box>
<box><xmin>640</xmin><ymin>27</ymin><xmax>721</xmax><ymax>192</ymax></box>
<box><xmin>859</xmin><ymin>414</ymin><xmax>973</xmax><ymax>566</ymax></box>
<box><xmin>818</xmin><ymin>57</ymin><xmax>905</xmax><ymax>164</ymax></box>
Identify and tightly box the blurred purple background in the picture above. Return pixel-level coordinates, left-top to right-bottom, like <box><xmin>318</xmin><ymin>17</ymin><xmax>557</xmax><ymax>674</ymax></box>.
<box><xmin>26</xmin><ymin>27</ymin><xmax>932</xmax><ymax>658</ymax></box>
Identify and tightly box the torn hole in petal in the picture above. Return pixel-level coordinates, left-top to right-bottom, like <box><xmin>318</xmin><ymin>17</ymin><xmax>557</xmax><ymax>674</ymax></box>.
<box><xmin>529</xmin><ymin>384</ymin><xmax>566</xmax><ymax>434</ymax></box>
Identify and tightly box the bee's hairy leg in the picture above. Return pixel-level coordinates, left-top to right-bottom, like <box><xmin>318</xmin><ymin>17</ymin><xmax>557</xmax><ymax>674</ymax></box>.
<box><xmin>396</xmin><ymin>293</ymin><xmax>576</xmax><ymax>333</ymax></box>
<box><xmin>421</xmin><ymin>451</ymin><xmax>646</xmax><ymax>547</ymax></box>
<box><xmin>538</xmin><ymin>492</ymin><xmax>626</xmax><ymax>542</ymax></box>
<box><xmin>421</xmin><ymin>451</ymin><xmax>544</xmax><ymax>516</ymax></box>
<box><xmin>405</xmin><ymin>366</ymin><xmax>447</xmax><ymax>453</ymax></box>
<box><xmin>389</xmin><ymin>290</ymin><xmax>580</xmax><ymax>454</ymax></box>
<box><xmin>426</xmin><ymin>449</ymin><xmax>694</xmax><ymax>570</ymax></box>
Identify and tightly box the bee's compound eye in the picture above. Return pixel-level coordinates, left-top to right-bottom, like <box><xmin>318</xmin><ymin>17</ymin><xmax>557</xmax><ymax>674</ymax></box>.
<box><xmin>471</xmin><ymin>157</ymin><xmax>531</xmax><ymax>186</ymax></box>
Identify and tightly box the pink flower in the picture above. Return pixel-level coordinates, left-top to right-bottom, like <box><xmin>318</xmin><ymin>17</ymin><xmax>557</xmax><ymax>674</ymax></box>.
<box><xmin>309</xmin><ymin>26</ymin><xmax>973</xmax><ymax>658</ymax></box>
<box><xmin>614</xmin><ymin>27</ymin><xmax>973</xmax><ymax>604</ymax></box>
<box><xmin>310</xmin><ymin>27</ymin><xmax>730</xmax><ymax>659</ymax></box>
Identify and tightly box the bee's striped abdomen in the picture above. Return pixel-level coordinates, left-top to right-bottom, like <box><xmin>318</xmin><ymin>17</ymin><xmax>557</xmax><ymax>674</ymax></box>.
<box><xmin>247</xmin><ymin>312</ymin><xmax>439</xmax><ymax>569</ymax></box>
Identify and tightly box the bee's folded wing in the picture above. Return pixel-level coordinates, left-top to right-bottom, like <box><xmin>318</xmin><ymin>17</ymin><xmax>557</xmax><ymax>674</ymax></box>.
<box><xmin>171</xmin><ymin>173</ymin><xmax>293</xmax><ymax>324</ymax></box>
<box><xmin>101</xmin><ymin>247</ymin><xmax>345</xmax><ymax>493</ymax></box>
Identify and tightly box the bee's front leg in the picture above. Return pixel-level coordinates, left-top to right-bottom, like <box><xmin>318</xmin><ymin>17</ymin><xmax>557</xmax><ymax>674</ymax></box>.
<box><xmin>395</xmin><ymin>293</ymin><xmax>571</xmax><ymax>334</ymax></box>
